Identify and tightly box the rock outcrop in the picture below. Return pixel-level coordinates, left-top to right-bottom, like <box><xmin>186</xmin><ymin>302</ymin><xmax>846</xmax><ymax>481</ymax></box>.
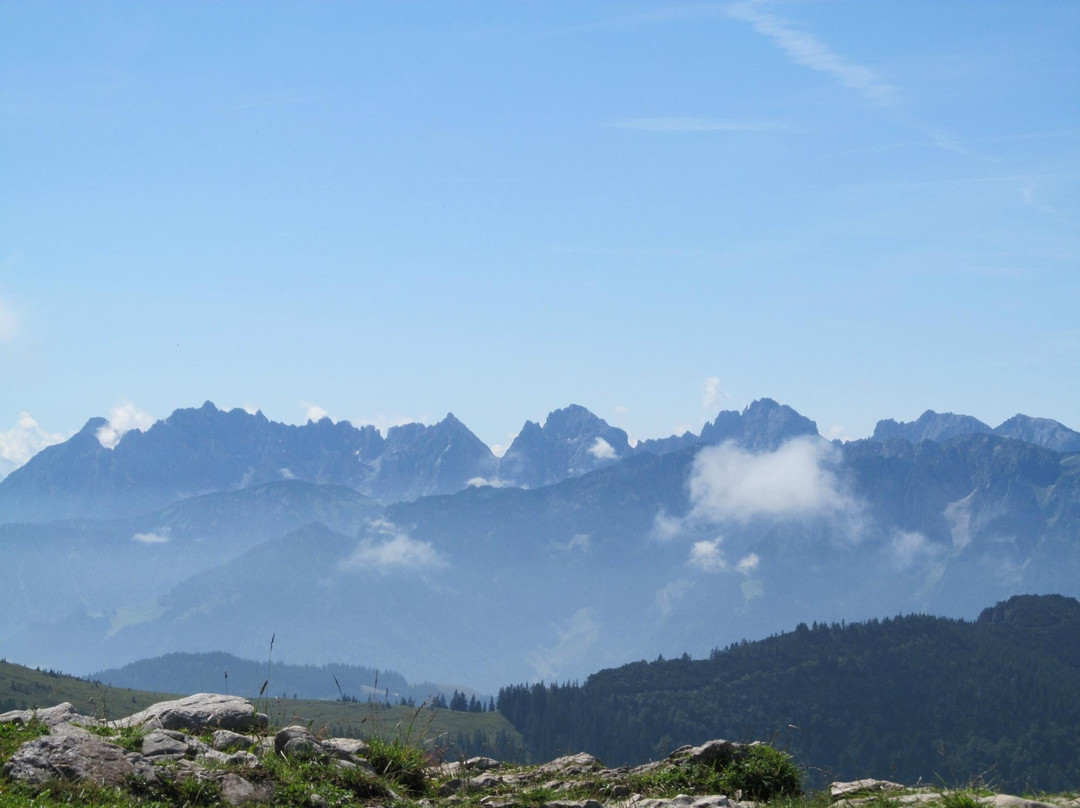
<box><xmin>4</xmin><ymin>697</ymin><xmax>1079</xmax><ymax>808</ymax></box>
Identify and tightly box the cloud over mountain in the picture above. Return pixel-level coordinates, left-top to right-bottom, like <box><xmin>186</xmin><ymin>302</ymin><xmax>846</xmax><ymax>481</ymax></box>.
<box><xmin>687</xmin><ymin>436</ymin><xmax>855</xmax><ymax>523</ymax></box>
<box><xmin>96</xmin><ymin>403</ymin><xmax>155</xmax><ymax>449</ymax></box>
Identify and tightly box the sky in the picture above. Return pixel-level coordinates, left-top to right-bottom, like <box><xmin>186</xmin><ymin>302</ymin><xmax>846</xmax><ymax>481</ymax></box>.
<box><xmin>1</xmin><ymin>0</ymin><xmax>1078</xmax><ymax>475</ymax></box>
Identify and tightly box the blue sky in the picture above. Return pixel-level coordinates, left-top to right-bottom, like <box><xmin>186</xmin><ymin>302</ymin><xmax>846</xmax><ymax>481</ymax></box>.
<box><xmin>1</xmin><ymin>1</ymin><xmax>1078</xmax><ymax>472</ymax></box>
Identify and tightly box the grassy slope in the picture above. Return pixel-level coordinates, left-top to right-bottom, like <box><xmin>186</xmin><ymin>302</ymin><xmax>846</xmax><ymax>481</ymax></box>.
<box><xmin>0</xmin><ymin>660</ymin><xmax>177</xmax><ymax>720</ymax></box>
<box><xmin>0</xmin><ymin>660</ymin><xmax>520</xmax><ymax>754</ymax></box>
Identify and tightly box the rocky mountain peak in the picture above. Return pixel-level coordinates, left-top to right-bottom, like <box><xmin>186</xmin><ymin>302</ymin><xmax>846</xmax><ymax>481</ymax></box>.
<box><xmin>499</xmin><ymin>404</ymin><xmax>631</xmax><ymax>489</ymax></box>
<box><xmin>872</xmin><ymin>410</ymin><xmax>992</xmax><ymax>444</ymax></box>
<box><xmin>994</xmin><ymin>414</ymin><xmax>1080</xmax><ymax>453</ymax></box>
<box><xmin>700</xmin><ymin>397</ymin><xmax>819</xmax><ymax>450</ymax></box>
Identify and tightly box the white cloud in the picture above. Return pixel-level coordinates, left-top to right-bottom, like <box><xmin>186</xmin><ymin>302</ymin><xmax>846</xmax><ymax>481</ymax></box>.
<box><xmin>355</xmin><ymin>413</ymin><xmax>425</xmax><ymax>434</ymax></box>
<box><xmin>652</xmin><ymin>510</ymin><xmax>684</xmax><ymax>542</ymax></box>
<box><xmin>735</xmin><ymin>553</ymin><xmax>760</xmax><ymax>575</ymax></box>
<box><xmin>826</xmin><ymin>424</ymin><xmax>851</xmax><ymax>442</ymax></box>
<box><xmin>564</xmin><ymin>533</ymin><xmax>591</xmax><ymax>552</ymax></box>
<box><xmin>688</xmin><ymin>436</ymin><xmax>855</xmax><ymax>523</ymax></box>
<box><xmin>655</xmin><ymin>579</ymin><xmax>693</xmax><ymax>618</ymax></box>
<box><xmin>133</xmin><ymin>528</ymin><xmax>171</xmax><ymax>545</ymax></box>
<box><xmin>690</xmin><ymin>538</ymin><xmax>728</xmax><ymax>572</ymax></box>
<box><xmin>727</xmin><ymin>1</ymin><xmax>900</xmax><ymax>107</ymax></box>
<box><xmin>526</xmin><ymin>607</ymin><xmax>602</xmax><ymax>681</ymax></box>
<box><xmin>96</xmin><ymin>403</ymin><xmax>155</xmax><ymax>449</ymax></box>
<box><xmin>702</xmin><ymin>376</ymin><xmax>723</xmax><ymax>412</ymax></box>
<box><xmin>889</xmin><ymin>530</ymin><xmax>941</xmax><ymax>572</ymax></box>
<box><xmin>468</xmin><ymin>476</ymin><xmax>508</xmax><ymax>488</ymax></box>
<box><xmin>300</xmin><ymin>400</ymin><xmax>329</xmax><ymax>422</ymax></box>
<box><xmin>0</xmin><ymin>412</ymin><xmax>66</xmax><ymax>477</ymax></box>
<box><xmin>341</xmin><ymin>520</ymin><xmax>447</xmax><ymax>572</ymax></box>
<box><xmin>279</xmin><ymin>467</ymin><xmax>296</xmax><ymax>480</ymax></box>
<box><xmin>612</xmin><ymin>117</ymin><xmax>786</xmax><ymax>133</ymax></box>
<box><xmin>588</xmin><ymin>436</ymin><xmax>617</xmax><ymax>460</ymax></box>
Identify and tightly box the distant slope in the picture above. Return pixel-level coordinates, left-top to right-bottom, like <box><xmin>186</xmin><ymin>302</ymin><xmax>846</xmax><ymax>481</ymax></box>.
<box><xmin>6</xmin><ymin>429</ymin><xmax>1079</xmax><ymax>691</ymax></box>
<box><xmin>497</xmin><ymin>595</ymin><xmax>1080</xmax><ymax>793</ymax></box>
<box><xmin>0</xmin><ymin>479</ymin><xmax>382</xmax><ymax>638</ymax></box>
<box><xmin>0</xmin><ymin>659</ymin><xmax>176</xmax><ymax>717</ymax></box>
<box><xmin>90</xmin><ymin>651</ymin><xmax>459</xmax><ymax>704</ymax></box>
<box><xmin>0</xmin><ymin>658</ymin><xmax>522</xmax><ymax>761</ymax></box>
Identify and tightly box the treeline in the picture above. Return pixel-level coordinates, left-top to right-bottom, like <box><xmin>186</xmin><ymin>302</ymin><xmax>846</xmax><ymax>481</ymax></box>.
<box><xmin>429</xmin><ymin>690</ymin><xmax>497</xmax><ymax>713</ymax></box>
<box><xmin>497</xmin><ymin>595</ymin><xmax>1080</xmax><ymax>793</ymax></box>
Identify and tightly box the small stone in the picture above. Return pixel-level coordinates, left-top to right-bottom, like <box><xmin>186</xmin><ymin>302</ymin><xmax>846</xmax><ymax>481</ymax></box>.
<box><xmin>142</xmin><ymin>729</ymin><xmax>190</xmax><ymax>759</ymax></box>
<box><xmin>322</xmin><ymin>737</ymin><xmax>370</xmax><ymax>758</ymax></box>
<box><xmin>440</xmin><ymin>778</ymin><xmax>465</xmax><ymax>797</ymax></box>
<box><xmin>213</xmin><ymin>729</ymin><xmax>254</xmax><ymax>752</ymax></box>
<box><xmin>274</xmin><ymin>725</ymin><xmax>325</xmax><ymax>758</ymax></box>
<box><xmin>465</xmin><ymin>756</ymin><xmax>501</xmax><ymax>771</ymax></box>
<box><xmin>219</xmin><ymin>772</ymin><xmax>274</xmax><ymax>806</ymax></box>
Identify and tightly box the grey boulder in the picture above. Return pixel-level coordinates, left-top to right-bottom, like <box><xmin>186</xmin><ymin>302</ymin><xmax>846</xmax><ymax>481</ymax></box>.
<box><xmin>2</xmin><ymin>732</ymin><xmax>158</xmax><ymax>787</ymax></box>
<box><xmin>116</xmin><ymin>693</ymin><xmax>267</xmax><ymax>733</ymax></box>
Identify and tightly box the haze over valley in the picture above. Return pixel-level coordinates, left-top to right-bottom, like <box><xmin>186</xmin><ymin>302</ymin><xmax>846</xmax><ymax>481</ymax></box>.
<box><xmin>2</xmin><ymin>398</ymin><xmax>1076</xmax><ymax>693</ymax></box>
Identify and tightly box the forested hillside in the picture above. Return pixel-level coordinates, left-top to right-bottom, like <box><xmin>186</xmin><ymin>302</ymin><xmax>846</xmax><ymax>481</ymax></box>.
<box><xmin>497</xmin><ymin>595</ymin><xmax>1080</xmax><ymax>793</ymax></box>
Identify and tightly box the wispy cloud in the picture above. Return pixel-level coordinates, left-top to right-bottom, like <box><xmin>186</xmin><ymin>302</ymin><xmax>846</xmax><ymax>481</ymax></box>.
<box><xmin>468</xmin><ymin>475</ymin><xmax>509</xmax><ymax>488</ymax></box>
<box><xmin>888</xmin><ymin>529</ymin><xmax>942</xmax><ymax>572</ymax></box>
<box><xmin>97</xmin><ymin>403</ymin><xmax>155</xmax><ymax>449</ymax></box>
<box><xmin>526</xmin><ymin>607</ymin><xmax>602</xmax><ymax>681</ymax></box>
<box><xmin>702</xmin><ymin>376</ymin><xmax>724</xmax><ymax>413</ymax></box>
<box><xmin>0</xmin><ymin>412</ymin><xmax>66</xmax><ymax>478</ymax></box>
<box><xmin>340</xmin><ymin>519</ymin><xmax>447</xmax><ymax>572</ymax></box>
<box><xmin>690</xmin><ymin>537</ymin><xmax>729</xmax><ymax>572</ymax></box>
<box><xmin>1020</xmin><ymin>184</ymin><xmax>1061</xmax><ymax>217</ymax></box>
<box><xmin>133</xmin><ymin>528</ymin><xmax>171</xmax><ymax>545</ymax></box>
<box><xmin>735</xmin><ymin>552</ymin><xmax>760</xmax><ymax>575</ymax></box>
<box><xmin>655</xmin><ymin>579</ymin><xmax>693</xmax><ymax>618</ymax></box>
<box><xmin>727</xmin><ymin>1</ymin><xmax>900</xmax><ymax>107</ymax></box>
<box><xmin>611</xmin><ymin>117</ymin><xmax>786</xmax><ymax>133</ymax></box>
<box><xmin>300</xmin><ymin>400</ymin><xmax>330</xmax><ymax>423</ymax></box>
<box><xmin>726</xmin><ymin>1</ymin><xmax>987</xmax><ymax>158</ymax></box>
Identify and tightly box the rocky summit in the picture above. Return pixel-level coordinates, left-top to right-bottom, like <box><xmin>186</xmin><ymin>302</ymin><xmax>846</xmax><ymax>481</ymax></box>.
<box><xmin>3</xmin><ymin>695</ymin><xmax>1079</xmax><ymax>808</ymax></box>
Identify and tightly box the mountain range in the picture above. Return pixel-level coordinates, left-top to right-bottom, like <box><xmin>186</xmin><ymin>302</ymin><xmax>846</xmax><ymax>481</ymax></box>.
<box><xmin>1</xmin><ymin>398</ymin><xmax>1077</xmax><ymax>693</ymax></box>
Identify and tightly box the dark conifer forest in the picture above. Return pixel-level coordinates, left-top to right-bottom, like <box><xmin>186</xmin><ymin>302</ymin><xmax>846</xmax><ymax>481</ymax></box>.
<box><xmin>497</xmin><ymin>595</ymin><xmax>1080</xmax><ymax>793</ymax></box>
